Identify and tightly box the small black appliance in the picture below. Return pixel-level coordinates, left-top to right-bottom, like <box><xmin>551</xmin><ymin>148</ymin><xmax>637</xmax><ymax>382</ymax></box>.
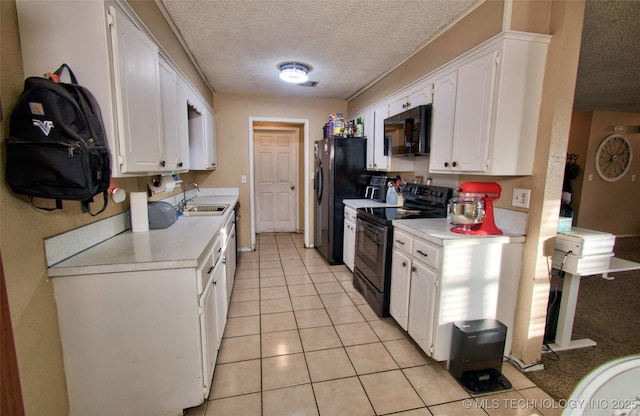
<box><xmin>449</xmin><ymin>319</ymin><xmax>512</xmax><ymax>394</ymax></box>
<box><xmin>363</xmin><ymin>175</ymin><xmax>389</xmax><ymax>202</ymax></box>
<box><xmin>383</xmin><ymin>104</ymin><xmax>432</xmax><ymax>156</ymax></box>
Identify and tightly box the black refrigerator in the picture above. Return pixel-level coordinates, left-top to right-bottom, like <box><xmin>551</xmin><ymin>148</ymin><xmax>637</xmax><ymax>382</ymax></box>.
<box><xmin>314</xmin><ymin>136</ymin><xmax>368</xmax><ymax>264</ymax></box>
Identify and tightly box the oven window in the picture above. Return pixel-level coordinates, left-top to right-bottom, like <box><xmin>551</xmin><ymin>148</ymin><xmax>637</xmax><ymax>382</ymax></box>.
<box><xmin>354</xmin><ymin>218</ymin><xmax>387</xmax><ymax>291</ymax></box>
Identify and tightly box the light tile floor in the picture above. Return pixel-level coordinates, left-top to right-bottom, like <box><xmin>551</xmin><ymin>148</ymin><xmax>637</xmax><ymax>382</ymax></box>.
<box><xmin>185</xmin><ymin>233</ymin><xmax>562</xmax><ymax>416</ymax></box>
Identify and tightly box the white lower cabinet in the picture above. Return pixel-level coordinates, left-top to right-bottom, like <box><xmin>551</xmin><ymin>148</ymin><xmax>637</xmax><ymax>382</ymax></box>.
<box><xmin>389</xmin><ymin>227</ymin><xmax>520</xmax><ymax>361</ymax></box>
<box><xmin>343</xmin><ymin>206</ymin><xmax>357</xmax><ymax>271</ymax></box>
<box><xmin>407</xmin><ymin>261</ymin><xmax>438</xmax><ymax>354</ymax></box>
<box><xmin>51</xmin><ymin>224</ymin><xmax>237</xmax><ymax>416</ymax></box>
<box><xmin>224</xmin><ymin>223</ymin><xmax>237</xmax><ymax>304</ymax></box>
<box><xmin>199</xmin><ymin>250</ymin><xmax>223</xmax><ymax>397</ymax></box>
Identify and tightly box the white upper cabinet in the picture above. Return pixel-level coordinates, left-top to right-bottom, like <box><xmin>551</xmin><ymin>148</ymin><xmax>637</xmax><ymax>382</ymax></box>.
<box><xmin>371</xmin><ymin>104</ymin><xmax>389</xmax><ymax>171</ymax></box>
<box><xmin>109</xmin><ymin>5</ymin><xmax>163</xmax><ymax>173</ymax></box>
<box><xmin>429</xmin><ymin>32</ymin><xmax>551</xmax><ymax>175</ymax></box>
<box><xmin>188</xmin><ymin>89</ymin><xmax>217</xmax><ymax>171</ymax></box>
<box><xmin>388</xmin><ymin>80</ymin><xmax>433</xmax><ymax>117</ymax></box>
<box><xmin>430</xmin><ymin>52</ymin><xmax>496</xmax><ymax>173</ymax></box>
<box><xmin>16</xmin><ymin>0</ymin><xmax>210</xmax><ymax>177</ymax></box>
<box><xmin>429</xmin><ymin>69</ymin><xmax>458</xmax><ymax>171</ymax></box>
<box><xmin>159</xmin><ymin>56</ymin><xmax>189</xmax><ymax>172</ymax></box>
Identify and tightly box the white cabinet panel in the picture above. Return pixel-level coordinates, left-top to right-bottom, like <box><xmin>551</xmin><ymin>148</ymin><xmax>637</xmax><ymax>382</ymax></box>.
<box><xmin>408</xmin><ymin>260</ymin><xmax>438</xmax><ymax>354</ymax></box>
<box><xmin>189</xmin><ymin>94</ymin><xmax>217</xmax><ymax>170</ymax></box>
<box><xmin>451</xmin><ymin>51</ymin><xmax>496</xmax><ymax>172</ymax></box>
<box><xmin>390</xmin><ymin>249</ymin><xmax>411</xmax><ymax>330</ymax></box>
<box><xmin>199</xmin><ymin>252</ymin><xmax>220</xmax><ymax>397</ymax></box>
<box><xmin>388</xmin><ymin>81</ymin><xmax>433</xmax><ymax>117</ymax></box>
<box><xmin>429</xmin><ymin>70</ymin><xmax>458</xmax><ymax>171</ymax></box>
<box><xmin>159</xmin><ymin>57</ymin><xmax>189</xmax><ymax>172</ymax></box>
<box><xmin>371</xmin><ymin>103</ymin><xmax>389</xmax><ymax>171</ymax></box>
<box><xmin>429</xmin><ymin>52</ymin><xmax>495</xmax><ymax>173</ymax></box>
<box><xmin>343</xmin><ymin>206</ymin><xmax>357</xmax><ymax>271</ymax></box>
<box><xmin>109</xmin><ymin>5</ymin><xmax>163</xmax><ymax>173</ymax></box>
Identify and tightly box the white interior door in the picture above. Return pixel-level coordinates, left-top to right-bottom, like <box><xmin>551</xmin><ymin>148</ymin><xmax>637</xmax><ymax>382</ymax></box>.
<box><xmin>254</xmin><ymin>129</ymin><xmax>299</xmax><ymax>233</ymax></box>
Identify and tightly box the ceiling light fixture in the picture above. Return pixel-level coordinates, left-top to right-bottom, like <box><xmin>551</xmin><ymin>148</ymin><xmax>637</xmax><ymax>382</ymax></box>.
<box><xmin>279</xmin><ymin>62</ymin><xmax>309</xmax><ymax>84</ymax></box>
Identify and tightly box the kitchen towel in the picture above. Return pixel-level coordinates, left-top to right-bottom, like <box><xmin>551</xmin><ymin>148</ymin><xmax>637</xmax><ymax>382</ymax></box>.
<box><xmin>130</xmin><ymin>192</ymin><xmax>149</xmax><ymax>232</ymax></box>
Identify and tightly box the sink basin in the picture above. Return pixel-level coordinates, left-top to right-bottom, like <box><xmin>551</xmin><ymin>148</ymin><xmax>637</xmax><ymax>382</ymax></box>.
<box><xmin>182</xmin><ymin>203</ymin><xmax>229</xmax><ymax>216</ymax></box>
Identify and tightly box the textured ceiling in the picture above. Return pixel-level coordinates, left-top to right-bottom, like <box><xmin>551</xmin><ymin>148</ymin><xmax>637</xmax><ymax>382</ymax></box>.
<box><xmin>158</xmin><ymin>0</ymin><xmax>479</xmax><ymax>100</ymax></box>
<box><xmin>159</xmin><ymin>0</ymin><xmax>640</xmax><ymax>112</ymax></box>
<box><xmin>573</xmin><ymin>0</ymin><xmax>640</xmax><ymax>113</ymax></box>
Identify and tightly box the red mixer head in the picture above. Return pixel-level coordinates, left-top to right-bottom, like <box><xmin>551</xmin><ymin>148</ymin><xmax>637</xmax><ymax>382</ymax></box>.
<box><xmin>456</xmin><ymin>181</ymin><xmax>502</xmax><ymax>198</ymax></box>
<box><xmin>450</xmin><ymin>182</ymin><xmax>503</xmax><ymax>235</ymax></box>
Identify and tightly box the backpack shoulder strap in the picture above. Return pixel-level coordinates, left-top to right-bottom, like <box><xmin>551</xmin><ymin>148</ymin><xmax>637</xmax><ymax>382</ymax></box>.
<box><xmin>82</xmin><ymin>191</ymin><xmax>109</xmax><ymax>217</ymax></box>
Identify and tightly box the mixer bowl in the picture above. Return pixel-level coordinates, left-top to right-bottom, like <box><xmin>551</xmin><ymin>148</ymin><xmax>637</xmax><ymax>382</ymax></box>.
<box><xmin>449</xmin><ymin>198</ymin><xmax>485</xmax><ymax>227</ymax></box>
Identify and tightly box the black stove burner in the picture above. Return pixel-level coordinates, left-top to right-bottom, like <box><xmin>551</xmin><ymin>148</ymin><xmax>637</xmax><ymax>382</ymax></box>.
<box><xmin>357</xmin><ymin>184</ymin><xmax>453</xmax><ymax>225</ymax></box>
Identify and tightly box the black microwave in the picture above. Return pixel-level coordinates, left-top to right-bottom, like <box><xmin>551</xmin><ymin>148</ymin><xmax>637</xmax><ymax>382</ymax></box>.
<box><xmin>383</xmin><ymin>104</ymin><xmax>432</xmax><ymax>156</ymax></box>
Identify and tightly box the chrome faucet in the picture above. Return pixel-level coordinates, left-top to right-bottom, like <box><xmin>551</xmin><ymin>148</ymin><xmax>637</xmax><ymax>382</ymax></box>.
<box><xmin>179</xmin><ymin>182</ymin><xmax>199</xmax><ymax>211</ymax></box>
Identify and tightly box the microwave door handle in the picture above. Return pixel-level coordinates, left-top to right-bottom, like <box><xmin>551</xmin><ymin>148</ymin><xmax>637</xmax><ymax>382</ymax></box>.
<box><xmin>405</xmin><ymin>119</ymin><xmax>414</xmax><ymax>148</ymax></box>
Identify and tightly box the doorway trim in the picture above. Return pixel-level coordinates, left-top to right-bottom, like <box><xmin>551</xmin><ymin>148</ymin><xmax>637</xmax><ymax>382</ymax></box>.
<box><xmin>249</xmin><ymin>117</ymin><xmax>310</xmax><ymax>251</ymax></box>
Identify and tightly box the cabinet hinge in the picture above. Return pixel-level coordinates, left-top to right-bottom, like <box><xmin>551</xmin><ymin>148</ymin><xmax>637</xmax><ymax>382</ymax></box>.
<box><xmin>429</xmin><ymin>84</ymin><xmax>434</xmax><ymax>100</ymax></box>
<box><xmin>107</xmin><ymin>6</ymin><xmax>115</xmax><ymax>26</ymax></box>
<box><xmin>198</xmin><ymin>306</ymin><xmax>203</xmax><ymax>316</ymax></box>
<box><xmin>495</xmin><ymin>53</ymin><xmax>500</xmax><ymax>66</ymax></box>
<box><xmin>429</xmin><ymin>345</ymin><xmax>434</xmax><ymax>354</ymax></box>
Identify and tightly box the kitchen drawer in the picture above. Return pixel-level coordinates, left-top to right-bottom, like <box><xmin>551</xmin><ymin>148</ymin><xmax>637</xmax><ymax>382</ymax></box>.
<box><xmin>393</xmin><ymin>229</ymin><xmax>413</xmax><ymax>254</ymax></box>
<box><xmin>345</xmin><ymin>206</ymin><xmax>357</xmax><ymax>223</ymax></box>
<box><xmin>412</xmin><ymin>238</ymin><xmax>439</xmax><ymax>269</ymax></box>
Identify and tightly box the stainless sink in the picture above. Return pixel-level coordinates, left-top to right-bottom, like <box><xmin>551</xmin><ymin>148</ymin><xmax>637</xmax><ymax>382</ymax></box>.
<box><xmin>182</xmin><ymin>203</ymin><xmax>229</xmax><ymax>216</ymax></box>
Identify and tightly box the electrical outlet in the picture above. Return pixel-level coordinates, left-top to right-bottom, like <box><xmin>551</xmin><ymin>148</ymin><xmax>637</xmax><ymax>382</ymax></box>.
<box><xmin>512</xmin><ymin>188</ymin><xmax>531</xmax><ymax>208</ymax></box>
<box><xmin>241</xmin><ymin>175</ymin><xmax>247</xmax><ymax>184</ymax></box>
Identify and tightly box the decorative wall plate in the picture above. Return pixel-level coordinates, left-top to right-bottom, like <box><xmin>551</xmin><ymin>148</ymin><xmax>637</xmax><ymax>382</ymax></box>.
<box><xmin>595</xmin><ymin>133</ymin><xmax>632</xmax><ymax>182</ymax></box>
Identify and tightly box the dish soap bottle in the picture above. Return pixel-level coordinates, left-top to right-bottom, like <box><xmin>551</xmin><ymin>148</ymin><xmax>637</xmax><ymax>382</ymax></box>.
<box><xmin>386</xmin><ymin>182</ymin><xmax>398</xmax><ymax>205</ymax></box>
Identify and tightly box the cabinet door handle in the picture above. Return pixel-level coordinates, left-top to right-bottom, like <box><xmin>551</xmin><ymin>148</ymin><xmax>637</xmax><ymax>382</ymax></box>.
<box><xmin>444</xmin><ymin>162</ymin><xmax>449</xmax><ymax>168</ymax></box>
<box><xmin>402</xmin><ymin>261</ymin><xmax>407</xmax><ymax>267</ymax></box>
<box><xmin>207</xmin><ymin>266</ymin><xmax>214</xmax><ymax>274</ymax></box>
<box><xmin>411</xmin><ymin>266</ymin><xmax>417</xmax><ymax>272</ymax></box>
<box><xmin>160</xmin><ymin>160</ymin><xmax>166</xmax><ymax>167</ymax></box>
<box><xmin>416</xmin><ymin>250</ymin><xmax>428</xmax><ymax>257</ymax></box>
<box><xmin>395</xmin><ymin>239</ymin><xmax>405</xmax><ymax>245</ymax></box>
<box><xmin>452</xmin><ymin>161</ymin><xmax>458</xmax><ymax>167</ymax></box>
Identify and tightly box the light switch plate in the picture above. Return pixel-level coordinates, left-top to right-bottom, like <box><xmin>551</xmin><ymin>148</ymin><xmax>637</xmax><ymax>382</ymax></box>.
<box><xmin>512</xmin><ymin>188</ymin><xmax>531</xmax><ymax>208</ymax></box>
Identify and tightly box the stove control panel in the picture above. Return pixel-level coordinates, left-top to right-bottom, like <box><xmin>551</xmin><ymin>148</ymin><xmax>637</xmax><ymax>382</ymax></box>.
<box><xmin>404</xmin><ymin>184</ymin><xmax>453</xmax><ymax>207</ymax></box>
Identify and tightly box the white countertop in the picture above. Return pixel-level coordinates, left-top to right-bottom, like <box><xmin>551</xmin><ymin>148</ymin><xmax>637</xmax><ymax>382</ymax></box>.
<box><xmin>393</xmin><ymin>218</ymin><xmax>526</xmax><ymax>247</ymax></box>
<box><xmin>343</xmin><ymin>199</ymin><xmax>402</xmax><ymax>209</ymax></box>
<box><xmin>48</xmin><ymin>195</ymin><xmax>238</xmax><ymax>277</ymax></box>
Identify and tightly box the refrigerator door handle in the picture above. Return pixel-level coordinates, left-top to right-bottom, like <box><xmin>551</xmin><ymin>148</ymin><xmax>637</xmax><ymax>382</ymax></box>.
<box><xmin>316</xmin><ymin>162</ymin><xmax>323</xmax><ymax>204</ymax></box>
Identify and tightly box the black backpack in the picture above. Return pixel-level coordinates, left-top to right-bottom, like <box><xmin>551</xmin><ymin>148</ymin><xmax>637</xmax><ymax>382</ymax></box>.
<box><xmin>5</xmin><ymin>64</ymin><xmax>112</xmax><ymax>215</ymax></box>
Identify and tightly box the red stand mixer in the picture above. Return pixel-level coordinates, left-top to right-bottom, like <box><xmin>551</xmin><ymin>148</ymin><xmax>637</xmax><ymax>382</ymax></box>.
<box><xmin>449</xmin><ymin>182</ymin><xmax>503</xmax><ymax>235</ymax></box>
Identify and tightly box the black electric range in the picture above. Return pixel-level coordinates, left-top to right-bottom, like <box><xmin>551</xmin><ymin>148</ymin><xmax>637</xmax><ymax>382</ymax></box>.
<box><xmin>356</xmin><ymin>183</ymin><xmax>453</xmax><ymax>225</ymax></box>
<box><xmin>353</xmin><ymin>183</ymin><xmax>453</xmax><ymax>318</ymax></box>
